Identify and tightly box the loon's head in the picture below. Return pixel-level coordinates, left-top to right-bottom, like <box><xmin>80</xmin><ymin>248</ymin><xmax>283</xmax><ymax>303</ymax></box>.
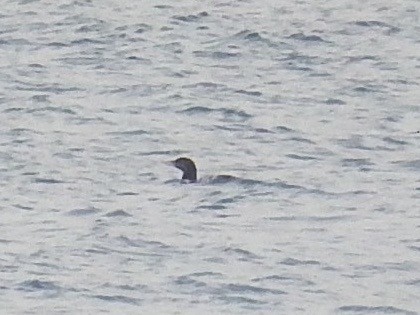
<box><xmin>171</xmin><ymin>157</ymin><xmax>197</xmax><ymax>182</ymax></box>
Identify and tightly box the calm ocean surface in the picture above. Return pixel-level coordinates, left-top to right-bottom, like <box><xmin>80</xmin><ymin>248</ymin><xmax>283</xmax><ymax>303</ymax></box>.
<box><xmin>1</xmin><ymin>0</ymin><xmax>419</xmax><ymax>314</ymax></box>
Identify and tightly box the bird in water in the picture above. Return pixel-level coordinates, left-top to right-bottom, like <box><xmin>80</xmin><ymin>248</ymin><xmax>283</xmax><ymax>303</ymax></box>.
<box><xmin>169</xmin><ymin>157</ymin><xmax>235</xmax><ymax>183</ymax></box>
<box><xmin>171</xmin><ymin>157</ymin><xmax>198</xmax><ymax>182</ymax></box>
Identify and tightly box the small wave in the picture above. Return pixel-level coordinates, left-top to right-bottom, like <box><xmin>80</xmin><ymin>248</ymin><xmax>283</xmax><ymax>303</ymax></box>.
<box><xmin>243</xmin><ymin>32</ymin><xmax>263</xmax><ymax>41</ymax></box>
<box><xmin>174</xmin><ymin>275</ymin><xmax>207</xmax><ymax>287</ymax></box>
<box><xmin>67</xmin><ymin>207</ymin><xmax>99</xmax><ymax>216</ymax></box>
<box><xmin>28</xmin><ymin>63</ymin><xmax>46</xmax><ymax>69</ymax></box>
<box><xmin>180</xmin><ymin>106</ymin><xmax>251</xmax><ymax>121</ymax></box>
<box><xmin>33</xmin><ymin>178</ymin><xmax>64</xmax><ymax>184</ymax></box>
<box><xmin>232</xmin><ymin>30</ymin><xmax>279</xmax><ymax>48</ymax></box>
<box><xmin>56</xmin><ymin>57</ymin><xmax>104</xmax><ymax>66</ymax></box>
<box><xmin>268</xmin><ymin>215</ymin><xmax>353</xmax><ymax>222</ymax></box>
<box><xmin>217</xmin><ymin>295</ymin><xmax>267</xmax><ymax>306</ymax></box>
<box><xmin>324</xmin><ymin>98</ymin><xmax>346</xmax><ymax>105</ymax></box>
<box><xmin>382</xmin><ymin>137</ymin><xmax>408</xmax><ymax>146</ymax></box>
<box><xmin>276</xmin><ymin>125</ymin><xmax>294</xmax><ymax>133</ymax></box>
<box><xmin>138</xmin><ymin>150</ymin><xmax>184</xmax><ymax>156</ymax></box>
<box><xmin>13</xmin><ymin>204</ymin><xmax>33</xmax><ymax>211</ymax></box>
<box><xmin>181</xmin><ymin>106</ymin><xmax>215</xmax><ymax>114</ymax></box>
<box><xmin>3</xmin><ymin>107</ymin><xmax>24</xmax><ymax>113</ymax></box>
<box><xmin>31</xmin><ymin>95</ymin><xmax>50</xmax><ymax>103</ymax></box>
<box><xmin>214</xmin><ymin>124</ymin><xmax>244</xmax><ymax>131</ymax></box>
<box><xmin>254</xmin><ymin>128</ymin><xmax>274</xmax><ymax>134</ymax></box>
<box><xmin>0</xmin><ymin>38</ymin><xmax>31</xmax><ymax>46</ymax></box>
<box><xmin>408</xmin><ymin>246</ymin><xmax>420</xmax><ymax>252</ymax></box>
<box><xmin>225</xmin><ymin>283</ymin><xmax>286</xmax><ymax>295</ymax></box>
<box><xmin>15</xmin><ymin>81</ymin><xmax>83</xmax><ymax>93</ymax></box>
<box><xmin>405</xmin><ymin>279</ymin><xmax>420</xmax><ymax>286</ymax></box>
<box><xmin>252</xmin><ymin>275</ymin><xmax>315</xmax><ymax>286</ymax></box>
<box><xmin>47</xmin><ymin>42</ymin><xmax>68</xmax><ymax>48</ymax></box>
<box><xmin>193</xmin><ymin>50</ymin><xmax>241</xmax><ymax>59</ymax></box>
<box><xmin>341</xmin><ymin>158</ymin><xmax>374</xmax><ymax>167</ymax></box>
<box><xmin>346</xmin><ymin>55</ymin><xmax>378</xmax><ymax>63</ymax></box>
<box><xmin>222</xmin><ymin>108</ymin><xmax>252</xmax><ymax>119</ymax></box>
<box><xmin>224</xmin><ymin>283</ymin><xmax>286</xmax><ymax>294</ymax></box>
<box><xmin>154</xmin><ymin>4</ymin><xmax>173</xmax><ymax>9</ymax></box>
<box><xmin>235</xmin><ymin>89</ymin><xmax>262</xmax><ymax>97</ymax></box>
<box><xmin>196</xmin><ymin>204</ymin><xmax>226</xmax><ymax>210</ymax></box>
<box><xmin>70</xmin><ymin>38</ymin><xmax>105</xmax><ymax>45</ymax></box>
<box><xmin>117</xmin><ymin>235</ymin><xmax>171</xmax><ymax>250</ymax></box>
<box><xmin>353</xmin><ymin>20</ymin><xmax>401</xmax><ymax>34</ymax></box>
<box><xmin>216</xmin><ymin>196</ymin><xmax>244</xmax><ymax>204</ymax></box>
<box><xmin>134</xmin><ymin>23</ymin><xmax>153</xmax><ymax>33</ymax></box>
<box><xmin>91</xmin><ymin>294</ymin><xmax>140</xmax><ymax>305</ymax></box>
<box><xmin>223</xmin><ymin>247</ymin><xmax>261</xmax><ymax>260</ymax></box>
<box><xmin>106</xmin><ymin>129</ymin><xmax>148</xmax><ymax>136</ymax></box>
<box><xmin>188</xmin><ymin>271</ymin><xmax>223</xmax><ymax>278</ymax></box>
<box><xmin>172</xmin><ymin>11</ymin><xmax>208</xmax><ymax>23</ymax></box>
<box><xmin>288</xmin><ymin>33</ymin><xmax>326</xmax><ymax>42</ymax></box>
<box><xmin>280</xmin><ymin>258</ymin><xmax>321</xmax><ymax>266</ymax></box>
<box><xmin>27</xmin><ymin>106</ymin><xmax>76</xmax><ymax>115</ymax></box>
<box><xmin>126</xmin><ymin>56</ymin><xmax>152</xmax><ymax>65</ymax></box>
<box><xmin>104</xmin><ymin>210</ymin><xmax>132</xmax><ymax>217</ymax></box>
<box><xmin>116</xmin><ymin>192</ymin><xmax>138</xmax><ymax>196</ymax></box>
<box><xmin>286</xmin><ymin>154</ymin><xmax>318</xmax><ymax>161</ymax></box>
<box><xmin>393</xmin><ymin>159</ymin><xmax>420</xmax><ymax>170</ymax></box>
<box><xmin>337</xmin><ymin>305</ymin><xmax>416</xmax><ymax>315</ymax></box>
<box><xmin>181</xmin><ymin>82</ymin><xmax>228</xmax><ymax>92</ymax></box>
<box><xmin>286</xmin><ymin>136</ymin><xmax>315</xmax><ymax>144</ymax></box>
<box><xmin>353</xmin><ymin>85</ymin><xmax>384</xmax><ymax>93</ymax></box>
<box><xmin>17</xmin><ymin>280</ymin><xmax>61</xmax><ymax>292</ymax></box>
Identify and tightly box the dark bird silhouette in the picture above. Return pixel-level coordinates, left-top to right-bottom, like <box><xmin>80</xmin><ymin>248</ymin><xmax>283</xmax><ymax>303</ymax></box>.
<box><xmin>171</xmin><ymin>157</ymin><xmax>198</xmax><ymax>182</ymax></box>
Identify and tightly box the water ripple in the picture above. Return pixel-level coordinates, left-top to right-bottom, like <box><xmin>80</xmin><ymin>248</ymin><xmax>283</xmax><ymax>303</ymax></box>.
<box><xmin>337</xmin><ymin>305</ymin><xmax>416</xmax><ymax>315</ymax></box>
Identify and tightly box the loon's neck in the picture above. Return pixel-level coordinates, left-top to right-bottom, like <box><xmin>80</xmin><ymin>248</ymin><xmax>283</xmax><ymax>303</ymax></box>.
<box><xmin>182</xmin><ymin>170</ymin><xmax>197</xmax><ymax>182</ymax></box>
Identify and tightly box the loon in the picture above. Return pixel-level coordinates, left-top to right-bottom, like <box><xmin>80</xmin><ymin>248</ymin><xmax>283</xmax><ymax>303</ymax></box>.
<box><xmin>170</xmin><ymin>157</ymin><xmax>235</xmax><ymax>183</ymax></box>
<box><xmin>171</xmin><ymin>157</ymin><xmax>198</xmax><ymax>182</ymax></box>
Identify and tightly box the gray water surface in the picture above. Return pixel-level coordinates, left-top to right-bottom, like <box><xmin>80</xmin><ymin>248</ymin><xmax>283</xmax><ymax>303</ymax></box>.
<box><xmin>1</xmin><ymin>0</ymin><xmax>419</xmax><ymax>314</ymax></box>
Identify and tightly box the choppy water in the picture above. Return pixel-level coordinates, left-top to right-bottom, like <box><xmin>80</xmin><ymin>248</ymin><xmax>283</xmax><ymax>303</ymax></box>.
<box><xmin>1</xmin><ymin>0</ymin><xmax>419</xmax><ymax>314</ymax></box>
